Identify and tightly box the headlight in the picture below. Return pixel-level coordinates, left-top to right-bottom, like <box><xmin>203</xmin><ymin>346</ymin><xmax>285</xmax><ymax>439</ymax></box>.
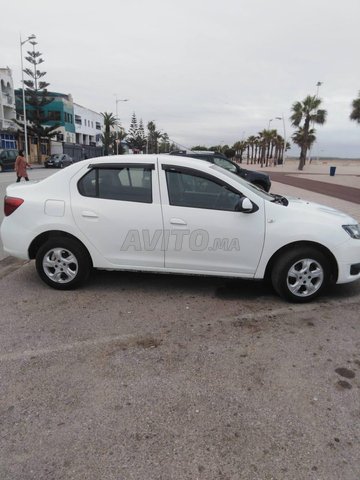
<box><xmin>342</xmin><ymin>224</ymin><xmax>360</xmax><ymax>239</ymax></box>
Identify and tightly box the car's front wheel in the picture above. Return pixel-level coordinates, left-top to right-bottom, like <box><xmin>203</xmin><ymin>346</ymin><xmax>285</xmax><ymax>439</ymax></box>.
<box><xmin>36</xmin><ymin>237</ymin><xmax>91</xmax><ymax>290</ymax></box>
<box><xmin>271</xmin><ymin>247</ymin><xmax>330</xmax><ymax>302</ymax></box>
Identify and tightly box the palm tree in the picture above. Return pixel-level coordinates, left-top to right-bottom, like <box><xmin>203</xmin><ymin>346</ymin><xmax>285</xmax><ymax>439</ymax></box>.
<box><xmin>233</xmin><ymin>141</ymin><xmax>247</xmax><ymax>163</ymax></box>
<box><xmin>257</xmin><ymin>129</ymin><xmax>274</xmax><ymax>167</ymax></box>
<box><xmin>159</xmin><ymin>132</ymin><xmax>170</xmax><ymax>153</ymax></box>
<box><xmin>350</xmin><ymin>91</ymin><xmax>360</xmax><ymax>124</ymax></box>
<box><xmin>290</xmin><ymin>95</ymin><xmax>327</xmax><ymax>170</ymax></box>
<box><xmin>147</xmin><ymin>121</ymin><xmax>162</xmax><ymax>153</ymax></box>
<box><xmin>247</xmin><ymin>135</ymin><xmax>257</xmax><ymax>164</ymax></box>
<box><xmin>101</xmin><ymin>112</ymin><xmax>118</xmax><ymax>156</ymax></box>
<box><xmin>292</xmin><ymin>127</ymin><xmax>316</xmax><ymax>156</ymax></box>
<box><xmin>113</xmin><ymin>127</ymin><xmax>127</xmax><ymax>154</ymax></box>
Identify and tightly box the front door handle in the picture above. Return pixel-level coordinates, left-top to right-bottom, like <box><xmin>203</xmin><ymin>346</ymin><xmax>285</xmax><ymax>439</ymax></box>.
<box><xmin>170</xmin><ymin>218</ymin><xmax>187</xmax><ymax>225</ymax></box>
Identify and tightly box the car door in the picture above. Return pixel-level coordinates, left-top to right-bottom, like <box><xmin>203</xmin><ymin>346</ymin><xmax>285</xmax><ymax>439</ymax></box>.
<box><xmin>70</xmin><ymin>162</ymin><xmax>164</xmax><ymax>268</ymax></box>
<box><xmin>159</xmin><ymin>164</ymin><xmax>265</xmax><ymax>276</ymax></box>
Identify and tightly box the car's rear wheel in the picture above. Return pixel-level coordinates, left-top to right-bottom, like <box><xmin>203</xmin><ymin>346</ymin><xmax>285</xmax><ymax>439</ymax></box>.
<box><xmin>271</xmin><ymin>247</ymin><xmax>330</xmax><ymax>302</ymax></box>
<box><xmin>36</xmin><ymin>237</ymin><xmax>91</xmax><ymax>290</ymax></box>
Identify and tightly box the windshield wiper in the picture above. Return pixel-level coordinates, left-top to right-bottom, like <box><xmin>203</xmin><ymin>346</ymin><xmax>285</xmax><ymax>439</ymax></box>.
<box><xmin>271</xmin><ymin>193</ymin><xmax>289</xmax><ymax>206</ymax></box>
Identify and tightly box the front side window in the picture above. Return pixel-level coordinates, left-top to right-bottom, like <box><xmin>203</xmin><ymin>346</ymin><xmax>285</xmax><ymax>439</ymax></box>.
<box><xmin>165</xmin><ymin>168</ymin><xmax>242</xmax><ymax>211</ymax></box>
<box><xmin>78</xmin><ymin>166</ymin><xmax>153</xmax><ymax>203</ymax></box>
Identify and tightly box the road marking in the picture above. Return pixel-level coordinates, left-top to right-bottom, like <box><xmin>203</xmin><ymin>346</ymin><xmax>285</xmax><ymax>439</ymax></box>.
<box><xmin>0</xmin><ymin>333</ymin><xmax>155</xmax><ymax>362</ymax></box>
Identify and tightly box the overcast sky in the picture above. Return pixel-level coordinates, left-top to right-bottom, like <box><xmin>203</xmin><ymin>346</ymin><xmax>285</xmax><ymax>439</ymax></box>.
<box><xmin>2</xmin><ymin>0</ymin><xmax>360</xmax><ymax>157</ymax></box>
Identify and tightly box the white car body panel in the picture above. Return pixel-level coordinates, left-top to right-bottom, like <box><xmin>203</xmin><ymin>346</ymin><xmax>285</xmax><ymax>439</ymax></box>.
<box><xmin>1</xmin><ymin>154</ymin><xmax>359</xmax><ymax>288</ymax></box>
<box><xmin>157</xmin><ymin>160</ymin><xmax>266</xmax><ymax>275</ymax></box>
<box><xmin>69</xmin><ymin>159</ymin><xmax>165</xmax><ymax>268</ymax></box>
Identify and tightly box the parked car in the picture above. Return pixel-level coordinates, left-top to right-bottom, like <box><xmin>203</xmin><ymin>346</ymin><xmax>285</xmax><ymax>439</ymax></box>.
<box><xmin>0</xmin><ymin>148</ymin><xmax>18</xmax><ymax>172</ymax></box>
<box><xmin>169</xmin><ymin>150</ymin><xmax>271</xmax><ymax>191</ymax></box>
<box><xmin>44</xmin><ymin>154</ymin><xmax>73</xmax><ymax>168</ymax></box>
<box><xmin>1</xmin><ymin>155</ymin><xmax>359</xmax><ymax>302</ymax></box>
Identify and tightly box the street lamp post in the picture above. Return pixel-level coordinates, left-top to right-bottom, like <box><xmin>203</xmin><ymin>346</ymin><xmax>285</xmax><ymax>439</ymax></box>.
<box><xmin>308</xmin><ymin>81</ymin><xmax>323</xmax><ymax>163</ymax></box>
<box><xmin>20</xmin><ymin>33</ymin><xmax>36</xmax><ymax>161</ymax></box>
<box><xmin>114</xmin><ymin>95</ymin><xmax>128</xmax><ymax>155</ymax></box>
<box><xmin>275</xmin><ymin>116</ymin><xmax>287</xmax><ymax>165</ymax></box>
<box><xmin>316</xmin><ymin>81</ymin><xmax>323</xmax><ymax>98</ymax></box>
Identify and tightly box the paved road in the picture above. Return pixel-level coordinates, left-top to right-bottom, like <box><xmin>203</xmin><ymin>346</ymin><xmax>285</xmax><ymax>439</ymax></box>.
<box><xmin>269</xmin><ymin>171</ymin><xmax>360</xmax><ymax>204</ymax></box>
<box><xmin>1</xmin><ymin>166</ymin><xmax>360</xmax><ymax>479</ymax></box>
<box><xmin>1</xmin><ymin>263</ymin><xmax>360</xmax><ymax>480</ymax></box>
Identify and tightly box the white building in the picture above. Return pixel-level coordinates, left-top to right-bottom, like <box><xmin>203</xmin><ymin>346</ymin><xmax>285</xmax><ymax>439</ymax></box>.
<box><xmin>0</xmin><ymin>67</ymin><xmax>16</xmax><ymax>131</ymax></box>
<box><xmin>73</xmin><ymin>103</ymin><xmax>103</xmax><ymax>146</ymax></box>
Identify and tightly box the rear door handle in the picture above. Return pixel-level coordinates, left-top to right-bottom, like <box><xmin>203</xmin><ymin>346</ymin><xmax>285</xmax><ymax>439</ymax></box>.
<box><xmin>81</xmin><ymin>210</ymin><xmax>99</xmax><ymax>218</ymax></box>
<box><xmin>170</xmin><ymin>218</ymin><xmax>187</xmax><ymax>225</ymax></box>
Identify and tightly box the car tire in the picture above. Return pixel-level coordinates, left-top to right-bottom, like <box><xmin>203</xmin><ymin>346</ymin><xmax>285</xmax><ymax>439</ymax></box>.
<box><xmin>36</xmin><ymin>237</ymin><xmax>91</xmax><ymax>290</ymax></box>
<box><xmin>271</xmin><ymin>247</ymin><xmax>330</xmax><ymax>302</ymax></box>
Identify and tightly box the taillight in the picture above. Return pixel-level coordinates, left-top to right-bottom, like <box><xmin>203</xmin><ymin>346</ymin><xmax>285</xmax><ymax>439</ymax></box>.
<box><xmin>4</xmin><ymin>196</ymin><xmax>24</xmax><ymax>216</ymax></box>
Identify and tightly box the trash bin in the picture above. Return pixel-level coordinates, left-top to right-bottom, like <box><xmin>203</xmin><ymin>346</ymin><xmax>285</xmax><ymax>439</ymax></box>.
<box><xmin>330</xmin><ymin>166</ymin><xmax>336</xmax><ymax>176</ymax></box>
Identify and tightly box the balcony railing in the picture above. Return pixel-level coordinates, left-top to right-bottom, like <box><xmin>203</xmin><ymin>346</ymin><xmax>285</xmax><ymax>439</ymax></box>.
<box><xmin>0</xmin><ymin>118</ymin><xmax>16</xmax><ymax>130</ymax></box>
<box><xmin>1</xmin><ymin>92</ymin><xmax>14</xmax><ymax>106</ymax></box>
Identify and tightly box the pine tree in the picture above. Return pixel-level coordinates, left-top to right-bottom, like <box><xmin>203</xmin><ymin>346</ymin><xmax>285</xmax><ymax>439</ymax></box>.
<box><xmin>16</xmin><ymin>40</ymin><xmax>60</xmax><ymax>163</ymax></box>
<box><xmin>126</xmin><ymin>113</ymin><xmax>138</xmax><ymax>150</ymax></box>
<box><xmin>136</xmin><ymin>119</ymin><xmax>146</xmax><ymax>152</ymax></box>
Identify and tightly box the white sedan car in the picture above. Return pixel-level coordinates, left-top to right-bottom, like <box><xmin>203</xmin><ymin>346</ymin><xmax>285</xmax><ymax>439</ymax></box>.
<box><xmin>1</xmin><ymin>155</ymin><xmax>360</xmax><ymax>302</ymax></box>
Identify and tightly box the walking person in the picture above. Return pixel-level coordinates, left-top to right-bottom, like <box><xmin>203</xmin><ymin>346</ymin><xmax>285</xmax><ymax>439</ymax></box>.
<box><xmin>15</xmin><ymin>150</ymin><xmax>30</xmax><ymax>182</ymax></box>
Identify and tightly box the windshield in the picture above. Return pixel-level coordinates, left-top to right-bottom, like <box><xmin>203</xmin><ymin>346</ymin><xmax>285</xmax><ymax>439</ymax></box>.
<box><xmin>50</xmin><ymin>154</ymin><xmax>61</xmax><ymax>159</ymax></box>
<box><xmin>210</xmin><ymin>164</ymin><xmax>273</xmax><ymax>201</ymax></box>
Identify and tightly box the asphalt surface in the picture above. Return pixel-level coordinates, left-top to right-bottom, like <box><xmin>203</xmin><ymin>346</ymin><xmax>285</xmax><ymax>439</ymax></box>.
<box><xmin>1</xmin><ymin>266</ymin><xmax>360</xmax><ymax>480</ymax></box>
<box><xmin>1</xmin><ymin>165</ymin><xmax>360</xmax><ymax>479</ymax></box>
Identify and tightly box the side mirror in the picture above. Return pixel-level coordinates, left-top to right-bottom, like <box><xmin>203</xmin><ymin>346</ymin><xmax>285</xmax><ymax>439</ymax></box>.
<box><xmin>235</xmin><ymin>197</ymin><xmax>258</xmax><ymax>213</ymax></box>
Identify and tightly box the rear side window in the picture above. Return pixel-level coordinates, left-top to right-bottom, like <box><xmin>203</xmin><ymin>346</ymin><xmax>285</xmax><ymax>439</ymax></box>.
<box><xmin>78</xmin><ymin>166</ymin><xmax>152</xmax><ymax>203</ymax></box>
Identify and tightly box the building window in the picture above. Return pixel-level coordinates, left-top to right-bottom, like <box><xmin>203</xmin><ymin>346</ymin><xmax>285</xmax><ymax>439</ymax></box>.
<box><xmin>0</xmin><ymin>133</ymin><xmax>16</xmax><ymax>149</ymax></box>
<box><xmin>47</xmin><ymin>110</ymin><xmax>61</xmax><ymax>122</ymax></box>
<box><xmin>96</xmin><ymin>122</ymin><xmax>101</xmax><ymax>130</ymax></box>
<box><xmin>64</xmin><ymin>112</ymin><xmax>73</xmax><ymax>123</ymax></box>
<box><xmin>75</xmin><ymin>115</ymin><xmax>82</xmax><ymax>125</ymax></box>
